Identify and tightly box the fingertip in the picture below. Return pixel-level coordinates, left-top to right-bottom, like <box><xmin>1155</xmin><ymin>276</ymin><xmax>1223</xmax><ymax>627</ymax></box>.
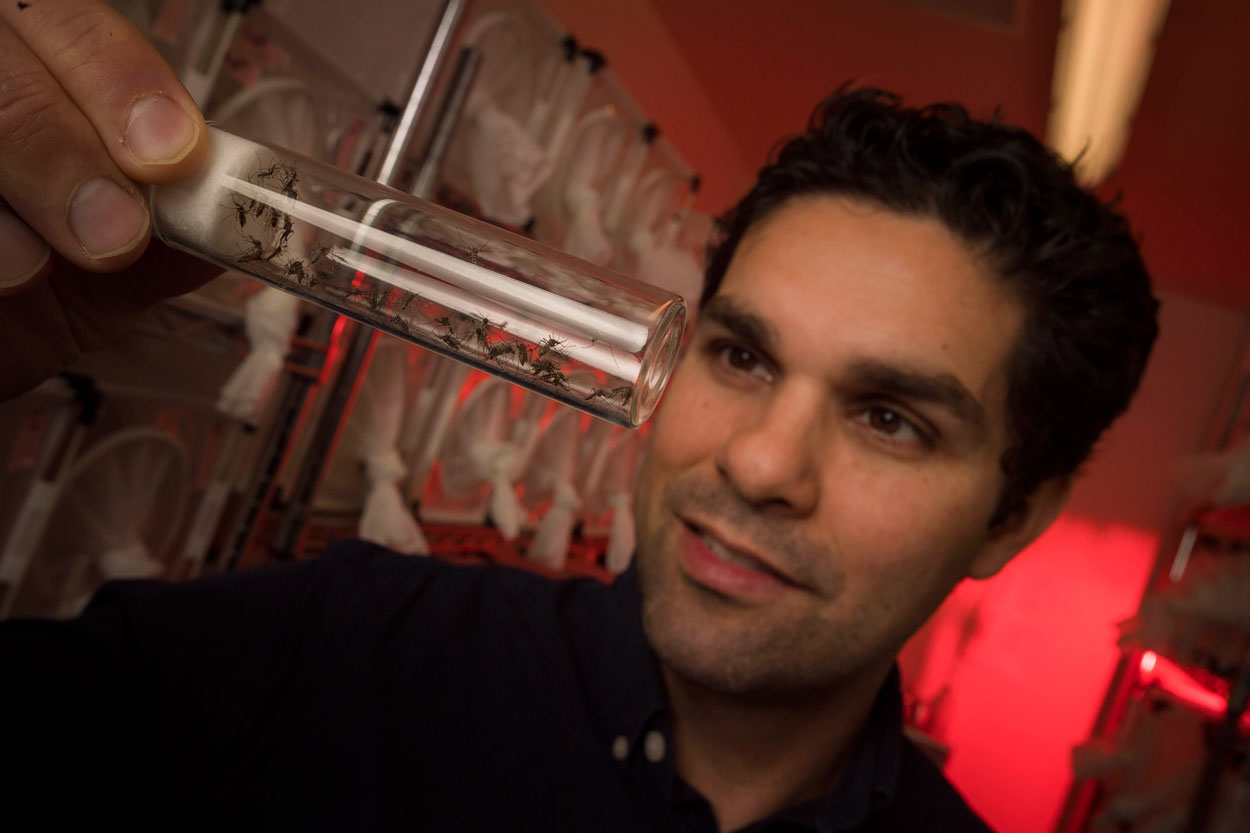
<box><xmin>66</xmin><ymin>174</ymin><xmax>152</xmax><ymax>265</ymax></box>
<box><xmin>120</xmin><ymin>90</ymin><xmax>209</xmax><ymax>183</ymax></box>
<box><xmin>67</xmin><ymin>230</ymin><xmax>153</xmax><ymax>275</ymax></box>
<box><xmin>0</xmin><ymin>209</ymin><xmax>52</xmax><ymax>296</ymax></box>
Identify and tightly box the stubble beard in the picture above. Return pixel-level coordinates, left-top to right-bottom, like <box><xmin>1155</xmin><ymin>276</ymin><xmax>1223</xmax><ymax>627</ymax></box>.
<box><xmin>634</xmin><ymin>475</ymin><xmax>859</xmax><ymax>702</ymax></box>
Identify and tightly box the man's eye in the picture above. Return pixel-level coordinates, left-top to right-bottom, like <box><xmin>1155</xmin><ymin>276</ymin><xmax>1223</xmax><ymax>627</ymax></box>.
<box><xmin>858</xmin><ymin>406</ymin><xmax>932</xmax><ymax>447</ymax></box>
<box><xmin>714</xmin><ymin>343</ymin><xmax>773</xmax><ymax>380</ymax></box>
<box><xmin>725</xmin><ymin>346</ymin><xmax>758</xmax><ymax>371</ymax></box>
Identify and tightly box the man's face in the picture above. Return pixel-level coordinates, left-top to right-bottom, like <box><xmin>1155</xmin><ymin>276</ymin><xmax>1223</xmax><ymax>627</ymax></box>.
<box><xmin>633</xmin><ymin>195</ymin><xmax>1027</xmax><ymax>698</ymax></box>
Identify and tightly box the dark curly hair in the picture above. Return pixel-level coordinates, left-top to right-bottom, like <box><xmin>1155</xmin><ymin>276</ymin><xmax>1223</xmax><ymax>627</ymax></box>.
<box><xmin>703</xmin><ymin>85</ymin><xmax>1159</xmax><ymax>526</ymax></box>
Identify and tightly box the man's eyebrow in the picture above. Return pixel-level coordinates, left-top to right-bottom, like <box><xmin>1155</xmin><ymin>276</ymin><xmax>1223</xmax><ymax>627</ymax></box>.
<box><xmin>700</xmin><ymin>295</ymin><xmax>780</xmax><ymax>355</ymax></box>
<box><xmin>846</xmin><ymin>359</ymin><xmax>988</xmax><ymax>432</ymax></box>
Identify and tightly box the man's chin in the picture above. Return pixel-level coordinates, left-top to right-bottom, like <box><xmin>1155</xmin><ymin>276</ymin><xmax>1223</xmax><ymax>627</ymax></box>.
<box><xmin>642</xmin><ymin>592</ymin><xmax>769</xmax><ymax>695</ymax></box>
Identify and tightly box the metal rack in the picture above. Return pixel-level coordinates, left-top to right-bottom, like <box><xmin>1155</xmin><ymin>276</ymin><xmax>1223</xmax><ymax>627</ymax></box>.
<box><xmin>1057</xmin><ymin>348</ymin><xmax>1250</xmax><ymax>833</ymax></box>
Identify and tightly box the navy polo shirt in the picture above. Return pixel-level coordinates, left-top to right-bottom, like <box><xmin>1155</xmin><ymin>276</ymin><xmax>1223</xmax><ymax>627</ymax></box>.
<box><xmin>3</xmin><ymin>540</ymin><xmax>992</xmax><ymax>831</ymax></box>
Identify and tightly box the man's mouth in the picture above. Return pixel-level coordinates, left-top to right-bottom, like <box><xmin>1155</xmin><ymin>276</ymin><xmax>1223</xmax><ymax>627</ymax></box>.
<box><xmin>677</xmin><ymin>521</ymin><xmax>796</xmax><ymax>600</ymax></box>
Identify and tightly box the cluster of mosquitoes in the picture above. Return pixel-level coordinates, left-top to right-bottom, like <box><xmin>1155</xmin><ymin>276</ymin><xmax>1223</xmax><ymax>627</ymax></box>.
<box><xmin>227</xmin><ymin>157</ymin><xmax>631</xmax><ymax>409</ymax></box>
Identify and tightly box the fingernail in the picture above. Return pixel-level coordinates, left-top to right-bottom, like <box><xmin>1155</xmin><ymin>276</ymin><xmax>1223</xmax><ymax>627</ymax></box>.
<box><xmin>67</xmin><ymin>176</ymin><xmax>150</xmax><ymax>259</ymax></box>
<box><xmin>123</xmin><ymin>93</ymin><xmax>200</xmax><ymax>165</ymax></box>
<box><xmin>0</xmin><ymin>211</ymin><xmax>51</xmax><ymax>289</ymax></box>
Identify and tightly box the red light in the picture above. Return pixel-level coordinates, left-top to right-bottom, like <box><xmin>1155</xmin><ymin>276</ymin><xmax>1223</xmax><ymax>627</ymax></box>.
<box><xmin>320</xmin><ymin>315</ymin><xmax>350</xmax><ymax>383</ymax></box>
<box><xmin>1137</xmin><ymin>650</ymin><xmax>1249</xmax><ymax>730</ymax></box>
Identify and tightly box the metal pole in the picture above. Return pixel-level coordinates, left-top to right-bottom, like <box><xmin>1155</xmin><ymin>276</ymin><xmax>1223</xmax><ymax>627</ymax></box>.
<box><xmin>375</xmin><ymin>0</ymin><xmax>472</xmax><ymax>187</ymax></box>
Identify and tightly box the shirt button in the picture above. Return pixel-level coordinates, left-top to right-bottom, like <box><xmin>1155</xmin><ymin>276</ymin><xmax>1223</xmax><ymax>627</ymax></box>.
<box><xmin>644</xmin><ymin>730</ymin><xmax>666</xmax><ymax>763</ymax></box>
<box><xmin>611</xmin><ymin>735</ymin><xmax>630</xmax><ymax>761</ymax></box>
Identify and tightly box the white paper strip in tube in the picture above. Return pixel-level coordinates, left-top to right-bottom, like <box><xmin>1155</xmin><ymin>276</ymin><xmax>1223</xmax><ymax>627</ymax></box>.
<box><xmin>331</xmin><ymin>248</ymin><xmax>641</xmax><ymax>382</ymax></box>
<box><xmin>224</xmin><ymin>176</ymin><xmax>650</xmax><ymax>352</ymax></box>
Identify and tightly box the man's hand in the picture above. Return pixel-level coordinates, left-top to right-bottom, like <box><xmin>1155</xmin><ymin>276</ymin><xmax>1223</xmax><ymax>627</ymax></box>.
<box><xmin>0</xmin><ymin>1</ymin><xmax>220</xmax><ymax>399</ymax></box>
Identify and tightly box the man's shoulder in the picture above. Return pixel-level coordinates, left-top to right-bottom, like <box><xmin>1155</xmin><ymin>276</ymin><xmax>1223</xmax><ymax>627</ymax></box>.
<box><xmin>868</xmin><ymin>737</ymin><xmax>995</xmax><ymax>833</ymax></box>
<box><xmin>315</xmin><ymin>539</ymin><xmax>615</xmax><ymax>608</ymax></box>
<box><xmin>88</xmin><ymin>539</ymin><xmax>619</xmax><ymax>657</ymax></box>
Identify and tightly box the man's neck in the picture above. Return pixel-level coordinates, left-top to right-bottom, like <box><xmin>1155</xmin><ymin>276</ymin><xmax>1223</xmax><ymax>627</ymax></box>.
<box><xmin>662</xmin><ymin>664</ymin><xmax>892</xmax><ymax>833</ymax></box>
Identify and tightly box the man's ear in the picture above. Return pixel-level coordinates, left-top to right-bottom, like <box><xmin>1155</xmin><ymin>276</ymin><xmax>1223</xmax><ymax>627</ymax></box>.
<box><xmin>968</xmin><ymin>476</ymin><xmax>1072</xmax><ymax>580</ymax></box>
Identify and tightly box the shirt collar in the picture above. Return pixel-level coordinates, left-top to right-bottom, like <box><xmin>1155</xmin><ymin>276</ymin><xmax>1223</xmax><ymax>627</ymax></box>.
<box><xmin>744</xmin><ymin>668</ymin><xmax>903</xmax><ymax>832</ymax></box>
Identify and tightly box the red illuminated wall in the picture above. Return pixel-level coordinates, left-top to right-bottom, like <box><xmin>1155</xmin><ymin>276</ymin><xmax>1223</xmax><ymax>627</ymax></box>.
<box><xmin>903</xmin><ymin>518</ymin><xmax>1157</xmax><ymax>830</ymax></box>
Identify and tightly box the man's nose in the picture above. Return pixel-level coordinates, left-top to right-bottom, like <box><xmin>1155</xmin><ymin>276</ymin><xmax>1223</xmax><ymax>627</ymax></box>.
<box><xmin>714</xmin><ymin>383</ymin><xmax>822</xmax><ymax>516</ymax></box>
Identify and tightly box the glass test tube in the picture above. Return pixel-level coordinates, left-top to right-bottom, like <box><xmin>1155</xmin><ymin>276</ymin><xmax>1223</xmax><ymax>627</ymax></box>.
<box><xmin>149</xmin><ymin>128</ymin><xmax>686</xmax><ymax>428</ymax></box>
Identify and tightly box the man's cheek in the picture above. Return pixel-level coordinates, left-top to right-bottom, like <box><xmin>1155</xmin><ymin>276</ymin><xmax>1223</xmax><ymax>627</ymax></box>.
<box><xmin>656</xmin><ymin>387</ymin><xmax>732</xmax><ymax>464</ymax></box>
<box><xmin>646</xmin><ymin>413</ymin><xmax>700</xmax><ymax>470</ymax></box>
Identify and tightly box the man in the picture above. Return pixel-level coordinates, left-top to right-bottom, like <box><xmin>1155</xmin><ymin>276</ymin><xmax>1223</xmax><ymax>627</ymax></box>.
<box><xmin>0</xmin><ymin>4</ymin><xmax>1157</xmax><ymax>832</ymax></box>
<box><xmin>630</xmin><ymin>91</ymin><xmax>1157</xmax><ymax>829</ymax></box>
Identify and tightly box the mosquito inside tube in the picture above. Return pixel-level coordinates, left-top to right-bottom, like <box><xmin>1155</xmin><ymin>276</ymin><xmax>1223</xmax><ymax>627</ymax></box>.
<box><xmin>457</xmin><ymin>230</ymin><xmax>489</xmax><ymax>265</ymax></box>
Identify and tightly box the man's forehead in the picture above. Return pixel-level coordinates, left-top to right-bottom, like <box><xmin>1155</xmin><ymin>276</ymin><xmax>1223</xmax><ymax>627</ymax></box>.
<box><xmin>714</xmin><ymin>196</ymin><xmax>1022</xmax><ymax>350</ymax></box>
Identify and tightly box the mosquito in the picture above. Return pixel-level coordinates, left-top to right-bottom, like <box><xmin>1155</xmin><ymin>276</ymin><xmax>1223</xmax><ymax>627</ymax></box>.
<box><xmin>276</xmin><ymin>215</ymin><xmax>296</xmax><ymax>250</ymax></box>
<box><xmin>537</xmin><ymin>367</ymin><xmax>570</xmax><ymax>390</ymax></box>
<box><xmin>230</xmin><ymin>197</ymin><xmax>249</xmax><ymax>230</ymax></box>
<box><xmin>528</xmin><ymin>358</ymin><xmax>561</xmax><ymax>377</ymax></box>
<box><xmin>457</xmin><ymin>231</ymin><xmax>488</xmax><ymax>265</ymax></box>
<box><xmin>469</xmin><ymin>315</ymin><xmax>502</xmax><ymax>349</ymax></box>
<box><xmin>284</xmin><ymin>259</ymin><xmax>315</xmax><ymax>287</ymax></box>
<box><xmin>352</xmin><ymin>286</ymin><xmax>388</xmax><ymax>309</ymax></box>
<box><xmin>537</xmin><ymin>336</ymin><xmax>570</xmax><ymax>361</ymax></box>
<box><xmin>309</xmin><ymin>245</ymin><xmax>332</xmax><ymax>264</ymax></box>
<box><xmin>254</xmin><ymin>160</ymin><xmax>281</xmax><ymax>181</ymax></box>
<box><xmin>585</xmin><ymin>386</ymin><xmax>632</xmax><ymax>406</ymax></box>
<box><xmin>279</xmin><ymin>163</ymin><xmax>299</xmax><ymax>197</ymax></box>
<box><xmin>237</xmin><ymin>236</ymin><xmax>267</xmax><ymax>263</ymax></box>
<box><xmin>266</xmin><ymin>223</ymin><xmax>292</xmax><ymax>262</ymax></box>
